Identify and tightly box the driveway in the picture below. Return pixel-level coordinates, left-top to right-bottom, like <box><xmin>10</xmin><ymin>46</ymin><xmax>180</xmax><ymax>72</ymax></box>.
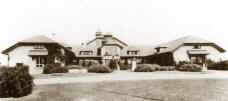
<box><xmin>34</xmin><ymin>70</ymin><xmax>228</xmax><ymax>85</ymax></box>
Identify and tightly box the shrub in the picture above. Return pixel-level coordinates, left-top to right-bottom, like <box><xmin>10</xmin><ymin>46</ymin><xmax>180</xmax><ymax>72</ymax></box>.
<box><xmin>134</xmin><ymin>64</ymin><xmax>175</xmax><ymax>72</ymax></box>
<box><xmin>176</xmin><ymin>61</ymin><xmax>191</xmax><ymax>69</ymax></box>
<box><xmin>208</xmin><ymin>60</ymin><xmax>228</xmax><ymax>70</ymax></box>
<box><xmin>0</xmin><ymin>66</ymin><xmax>34</xmax><ymax>98</ymax></box>
<box><xmin>134</xmin><ymin>64</ymin><xmax>158</xmax><ymax>72</ymax></box>
<box><xmin>88</xmin><ymin>65</ymin><xmax>113</xmax><ymax>73</ymax></box>
<box><xmin>178</xmin><ymin>64</ymin><xmax>202</xmax><ymax>72</ymax></box>
<box><xmin>43</xmin><ymin>64</ymin><xmax>68</xmax><ymax>74</ymax></box>
<box><xmin>167</xmin><ymin>66</ymin><xmax>176</xmax><ymax>71</ymax></box>
<box><xmin>120</xmin><ymin>64</ymin><xmax>131</xmax><ymax>70</ymax></box>
<box><xmin>159</xmin><ymin>66</ymin><xmax>167</xmax><ymax>71</ymax></box>
<box><xmin>109</xmin><ymin>59</ymin><xmax>117</xmax><ymax>70</ymax></box>
<box><xmin>43</xmin><ymin>64</ymin><xmax>54</xmax><ymax>74</ymax></box>
<box><xmin>66</xmin><ymin>65</ymin><xmax>83</xmax><ymax>69</ymax></box>
<box><xmin>118</xmin><ymin>60</ymin><xmax>131</xmax><ymax>70</ymax></box>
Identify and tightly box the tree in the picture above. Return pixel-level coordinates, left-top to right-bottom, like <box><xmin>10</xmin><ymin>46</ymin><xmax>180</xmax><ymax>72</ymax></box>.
<box><xmin>44</xmin><ymin>44</ymin><xmax>67</xmax><ymax>65</ymax></box>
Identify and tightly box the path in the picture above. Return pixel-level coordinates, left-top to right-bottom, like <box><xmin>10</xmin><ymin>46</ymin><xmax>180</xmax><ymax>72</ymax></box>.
<box><xmin>34</xmin><ymin>70</ymin><xmax>228</xmax><ymax>85</ymax></box>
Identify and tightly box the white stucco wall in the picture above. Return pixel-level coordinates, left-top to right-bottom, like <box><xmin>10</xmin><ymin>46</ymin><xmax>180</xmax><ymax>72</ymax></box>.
<box><xmin>173</xmin><ymin>45</ymin><xmax>222</xmax><ymax>63</ymax></box>
<box><xmin>7</xmin><ymin>46</ymin><xmax>35</xmax><ymax>68</ymax></box>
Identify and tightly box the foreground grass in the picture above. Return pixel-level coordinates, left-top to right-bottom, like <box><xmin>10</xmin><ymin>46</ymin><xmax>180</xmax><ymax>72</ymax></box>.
<box><xmin>4</xmin><ymin>79</ymin><xmax>228</xmax><ymax>101</ymax></box>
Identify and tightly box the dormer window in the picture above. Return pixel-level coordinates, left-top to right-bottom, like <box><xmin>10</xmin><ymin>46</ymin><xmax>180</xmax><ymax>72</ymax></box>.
<box><xmin>193</xmin><ymin>45</ymin><xmax>201</xmax><ymax>49</ymax></box>
<box><xmin>34</xmin><ymin>44</ymin><xmax>44</xmax><ymax>49</ymax></box>
<box><xmin>127</xmin><ymin>51</ymin><xmax>139</xmax><ymax>55</ymax></box>
<box><xmin>155</xmin><ymin>47</ymin><xmax>167</xmax><ymax>53</ymax></box>
<box><xmin>80</xmin><ymin>51</ymin><xmax>93</xmax><ymax>55</ymax></box>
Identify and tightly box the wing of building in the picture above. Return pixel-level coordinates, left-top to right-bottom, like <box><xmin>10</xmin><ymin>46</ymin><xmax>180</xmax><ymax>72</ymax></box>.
<box><xmin>2</xmin><ymin>35</ymin><xmax>75</xmax><ymax>69</ymax></box>
<box><xmin>72</xmin><ymin>31</ymin><xmax>225</xmax><ymax>66</ymax></box>
<box><xmin>2</xmin><ymin>32</ymin><xmax>226</xmax><ymax>70</ymax></box>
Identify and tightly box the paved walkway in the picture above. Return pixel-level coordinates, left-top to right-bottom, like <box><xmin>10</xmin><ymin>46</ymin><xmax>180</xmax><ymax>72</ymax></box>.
<box><xmin>34</xmin><ymin>70</ymin><xmax>228</xmax><ymax>85</ymax></box>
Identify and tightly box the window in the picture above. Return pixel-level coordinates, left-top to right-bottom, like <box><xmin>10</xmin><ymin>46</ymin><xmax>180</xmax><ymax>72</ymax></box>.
<box><xmin>104</xmin><ymin>47</ymin><xmax>118</xmax><ymax>55</ymax></box>
<box><xmin>193</xmin><ymin>45</ymin><xmax>201</xmax><ymax>49</ymax></box>
<box><xmin>80</xmin><ymin>51</ymin><xmax>92</xmax><ymax>55</ymax></box>
<box><xmin>34</xmin><ymin>44</ymin><xmax>44</xmax><ymax>49</ymax></box>
<box><xmin>127</xmin><ymin>51</ymin><xmax>138</xmax><ymax>55</ymax></box>
<box><xmin>35</xmin><ymin>57</ymin><xmax>46</xmax><ymax>67</ymax></box>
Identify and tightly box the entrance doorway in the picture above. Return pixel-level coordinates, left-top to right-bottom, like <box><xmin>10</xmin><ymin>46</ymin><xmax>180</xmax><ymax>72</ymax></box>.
<box><xmin>189</xmin><ymin>55</ymin><xmax>206</xmax><ymax>65</ymax></box>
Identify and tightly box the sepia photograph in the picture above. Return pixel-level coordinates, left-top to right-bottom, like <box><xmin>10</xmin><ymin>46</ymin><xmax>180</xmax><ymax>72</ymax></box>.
<box><xmin>0</xmin><ymin>0</ymin><xmax>228</xmax><ymax>101</ymax></box>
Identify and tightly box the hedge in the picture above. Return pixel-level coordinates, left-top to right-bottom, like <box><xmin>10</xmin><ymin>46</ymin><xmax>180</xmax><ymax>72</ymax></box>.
<box><xmin>175</xmin><ymin>61</ymin><xmax>191</xmax><ymax>70</ymax></box>
<box><xmin>134</xmin><ymin>64</ymin><xmax>175</xmax><ymax>72</ymax></box>
<box><xmin>208</xmin><ymin>61</ymin><xmax>228</xmax><ymax>70</ymax></box>
<box><xmin>178</xmin><ymin>64</ymin><xmax>202</xmax><ymax>72</ymax></box>
<box><xmin>43</xmin><ymin>64</ymin><xmax>68</xmax><ymax>74</ymax></box>
<box><xmin>120</xmin><ymin>64</ymin><xmax>131</xmax><ymax>70</ymax></box>
<box><xmin>88</xmin><ymin>65</ymin><xmax>113</xmax><ymax>73</ymax></box>
<box><xmin>0</xmin><ymin>66</ymin><xmax>34</xmax><ymax>98</ymax></box>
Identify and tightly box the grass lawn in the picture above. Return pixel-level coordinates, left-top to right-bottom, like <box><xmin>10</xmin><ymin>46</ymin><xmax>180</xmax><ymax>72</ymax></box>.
<box><xmin>4</xmin><ymin>79</ymin><xmax>228</xmax><ymax>101</ymax></box>
<box><xmin>32</xmin><ymin>73</ymin><xmax>99</xmax><ymax>79</ymax></box>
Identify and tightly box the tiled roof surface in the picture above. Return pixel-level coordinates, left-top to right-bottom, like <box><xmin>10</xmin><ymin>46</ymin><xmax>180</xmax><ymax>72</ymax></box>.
<box><xmin>121</xmin><ymin>45</ymin><xmax>156</xmax><ymax>56</ymax></box>
<box><xmin>2</xmin><ymin>35</ymin><xmax>74</xmax><ymax>54</ymax></box>
<box><xmin>72</xmin><ymin>45</ymin><xmax>100</xmax><ymax>56</ymax></box>
<box><xmin>20</xmin><ymin>35</ymin><xmax>56</xmax><ymax>43</ymax></box>
<box><xmin>59</xmin><ymin>42</ymin><xmax>72</xmax><ymax>48</ymax></box>
<box><xmin>154</xmin><ymin>36</ymin><xmax>216</xmax><ymax>54</ymax></box>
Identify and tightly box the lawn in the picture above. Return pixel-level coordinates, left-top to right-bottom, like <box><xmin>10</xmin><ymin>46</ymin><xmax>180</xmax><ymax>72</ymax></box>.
<box><xmin>3</xmin><ymin>79</ymin><xmax>228</xmax><ymax>101</ymax></box>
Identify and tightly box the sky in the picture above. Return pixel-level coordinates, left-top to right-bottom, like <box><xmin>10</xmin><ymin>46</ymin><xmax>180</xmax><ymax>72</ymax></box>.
<box><xmin>0</xmin><ymin>0</ymin><xmax>228</xmax><ymax>65</ymax></box>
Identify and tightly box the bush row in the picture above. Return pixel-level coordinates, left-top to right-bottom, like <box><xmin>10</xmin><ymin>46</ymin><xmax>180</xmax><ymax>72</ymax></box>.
<box><xmin>208</xmin><ymin>61</ymin><xmax>228</xmax><ymax>70</ymax></box>
<box><xmin>79</xmin><ymin>60</ymin><xmax>98</xmax><ymax>67</ymax></box>
<box><xmin>134</xmin><ymin>64</ymin><xmax>175</xmax><ymax>72</ymax></box>
<box><xmin>88</xmin><ymin>65</ymin><xmax>113</xmax><ymax>73</ymax></box>
<box><xmin>43</xmin><ymin>64</ymin><xmax>68</xmax><ymax>74</ymax></box>
<box><xmin>175</xmin><ymin>61</ymin><xmax>203</xmax><ymax>72</ymax></box>
<box><xmin>178</xmin><ymin>64</ymin><xmax>202</xmax><ymax>72</ymax></box>
<box><xmin>0</xmin><ymin>66</ymin><xmax>34</xmax><ymax>98</ymax></box>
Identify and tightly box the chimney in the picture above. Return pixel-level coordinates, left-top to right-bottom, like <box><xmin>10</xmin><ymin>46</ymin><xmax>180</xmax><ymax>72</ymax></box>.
<box><xmin>95</xmin><ymin>31</ymin><xmax>102</xmax><ymax>38</ymax></box>
<box><xmin>104</xmin><ymin>32</ymin><xmax>112</xmax><ymax>42</ymax></box>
